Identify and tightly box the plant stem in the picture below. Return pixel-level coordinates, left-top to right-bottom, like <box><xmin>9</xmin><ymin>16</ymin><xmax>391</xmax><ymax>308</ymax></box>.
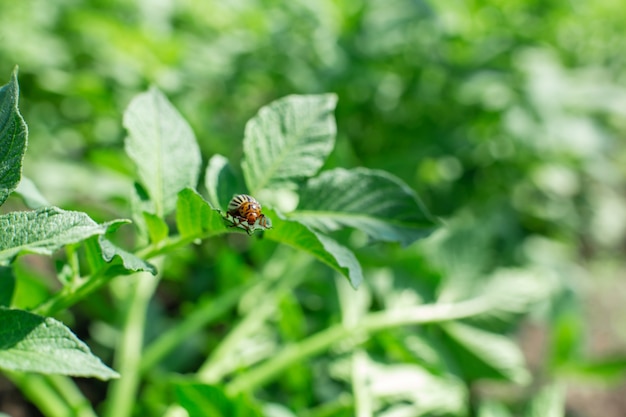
<box><xmin>197</xmin><ymin>250</ymin><xmax>311</xmax><ymax>383</ymax></box>
<box><xmin>140</xmin><ymin>278</ymin><xmax>258</xmax><ymax>374</ymax></box>
<box><xmin>225</xmin><ymin>296</ymin><xmax>491</xmax><ymax>394</ymax></box>
<box><xmin>45</xmin><ymin>375</ymin><xmax>98</xmax><ymax>417</ymax></box>
<box><xmin>352</xmin><ymin>350</ymin><xmax>372</xmax><ymax>417</ymax></box>
<box><xmin>31</xmin><ymin>231</ymin><xmax>226</xmax><ymax>317</ymax></box>
<box><xmin>7</xmin><ymin>372</ymin><xmax>72</xmax><ymax>417</ymax></box>
<box><xmin>103</xmin><ymin>262</ymin><xmax>162</xmax><ymax>417</ymax></box>
<box><xmin>32</xmin><ymin>266</ymin><xmax>112</xmax><ymax>316</ymax></box>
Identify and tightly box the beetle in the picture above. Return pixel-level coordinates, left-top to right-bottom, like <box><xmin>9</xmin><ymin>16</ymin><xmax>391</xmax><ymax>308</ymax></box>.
<box><xmin>225</xmin><ymin>194</ymin><xmax>272</xmax><ymax>235</ymax></box>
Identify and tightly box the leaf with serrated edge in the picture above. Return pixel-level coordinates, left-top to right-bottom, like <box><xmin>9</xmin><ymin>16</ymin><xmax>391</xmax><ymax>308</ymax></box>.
<box><xmin>0</xmin><ymin>67</ymin><xmax>28</xmax><ymax>207</ymax></box>
<box><xmin>124</xmin><ymin>87</ymin><xmax>201</xmax><ymax>216</ymax></box>
<box><xmin>264</xmin><ymin>209</ymin><xmax>363</xmax><ymax>288</ymax></box>
<box><xmin>204</xmin><ymin>154</ymin><xmax>243</xmax><ymax>212</ymax></box>
<box><xmin>0</xmin><ymin>308</ymin><xmax>118</xmax><ymax>379</ymax></box>
<box><xmin>242</xmin><ymin>94</ymin><xmax>337</xmax><ymax>194</ymax></box>
<box><xmin>176</xmin><ymin>188</ymin><xmax>228</xmax><ymax>238</ymax></box>
<box><xmin>293</xmin><ymin>168</ymin><xmax>436</xmax><ymax>247</ymax></box>
<box><xmin>98</xmin><ymin>236</ymin><xmax>156</xmax><ymax>275</ymax></box>
<box><xmin>0</xmin><ymin>207</ymin><xmax>108</xmax><ymax>265</ymax></box>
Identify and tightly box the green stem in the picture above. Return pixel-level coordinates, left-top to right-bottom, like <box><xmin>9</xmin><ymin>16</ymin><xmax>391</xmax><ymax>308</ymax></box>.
<box><xmin>300</xmin><ymin>394</ymin><xmax>354</xmax><ymax>417</ymax></box>
<box><xmin>32</xmin><ymin>266</ymin><xmax>113</xmax><ymax>316</ymax></box>
<box><xmin>352</xmin><ymin>350</ymin><xmax>372</xmax><ymax>417</ymax></box>
<box><xmin>103</xmin><ymin>263</ymin><xmax>162</xmax><ymax>417</ymax></box>
<box><xmin>65</xmin><ymin>243</ymin><xmax>81</xmax><ymax>286</ymax></box>
<box><xmin>197</xmin><ymin>249</ymin><xmax>311</xmax><ymax>383</ymax></box>
<box><xmin>31</xmin><ymin>234</ymin><xmax>193</xmax><ymax>317</ymax></box>
<box><xmin>7</xmin><ymin>372</ymin><xmax>72</xmax><ymax>417</ymax></box>
<box><xmin>226</xmin><ymin>297</ymin><xmax>491</xmax><ymax>394</ymax></box>
<box><xmin>197</xmin><ymin>251</ymin><xmax>311</xmax><ymax>383</ymax></box>
<box><xmin>45</xmin><ymin>375</ymin><xmax>98</xmax><ymax>417</ymax></box>
<box><xmin>140</xmin><ymin>278</ymin><xmax>258</xmax><ymax>374</ymax></box>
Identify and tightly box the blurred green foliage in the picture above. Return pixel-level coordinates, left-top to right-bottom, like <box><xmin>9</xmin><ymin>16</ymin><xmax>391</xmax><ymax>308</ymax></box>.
<box><xmin>1</xmin><ymin>0</ymin><xmax>626</xmax><ymax>416</ymax></box>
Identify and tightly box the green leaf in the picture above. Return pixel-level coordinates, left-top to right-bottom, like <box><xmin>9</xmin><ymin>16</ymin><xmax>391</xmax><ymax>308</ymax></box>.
<box><xmin>365</xmin><ymin>362</ymin><xmax>466</xmax><ymax>415</ymax></box>
<box><xmin>441</xmin><ymin>322</ymin><xmax>530</xmax><ymax>384</ymax></box>
<box><xmin>265</xmin><ymin>209</ymin><xmax>363</xmax><ymax>288</ymax></box>
<box><xmin>176</xmin><ymin>188</ymin><xmax>228</xmax><ymax>239</ymax></box>
<box><xmin>0</xmin><ymin>266</ymin><xmax>15</xmax><ymax>307</ymax></box>
<box><xmin>173</xmin><ymin>381</ymin><xmax>262</xmax><ymax>417</ymax></box>
<box><xmin>469</xmin><ymin>268</ymin><xmax>555</xmax><ymax>327</ymax></box>
<box><xmin>129</xmin><ymin>182</ymin><xmax>153</xmax><ymax>244</ymax></box>
<box><xmin>0</xmin><ymin>308</ymin><xmax>118</xmax><ymax>379</ymax></box>
<box><xmin>14</xmin><ymin>176</ymin><xmax>50</xmax><ymax>209</ymax></box>
<box><xmin>98</xmin><ymin>236</ymin><xmax>157</xmax><ymax>275</ymax></box>
<box><xmin>525</xmin><ymin>385</ymin><xmax>564</xmax><ymax>417</ymax></box>
<box><xmin>143</xmin><ymin>211</ymin><xmax>169</xmax><ymax>243</ymax></box>
<box><xmin>0</xmin><ymin>67</ymin><xmax>28</xmax><ymax>207</ymax></box>
<box><xmin>293</xmin><ymin>168</ymin><xmax>436</xmax><ymax>247</ymax></box>
<box><xmin>242</xmin><ymin>94</ymin><xmax>338</xmax><ymax>194</ymax></box>
<box><xmin>204</xmin><ymin>154</ymin><xmax>242</xmax><ymax>212</ymax></box>
<box><xmin>124</xmin><ymin>87</ymin><xmax>201</xmax><ymax>216</ymax></box>
<box><xmin>0</xmin><ymin>207</ymin><xmax>109</xmax><ymax>265</ymax></box>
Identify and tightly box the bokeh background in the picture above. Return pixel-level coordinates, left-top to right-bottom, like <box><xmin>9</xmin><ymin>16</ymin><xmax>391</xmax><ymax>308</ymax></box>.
<box><xmin>1</xmin><ymin>0</ymin><xmax>626</xmax><ymax>416</ymax></box>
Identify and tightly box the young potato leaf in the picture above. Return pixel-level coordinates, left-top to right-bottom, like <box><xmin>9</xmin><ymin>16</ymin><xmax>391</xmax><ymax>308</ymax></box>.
<box><xmin>124</xmin><ymin>87</ymin><xmax>201</xmax><ymax>217</ymax></box>
<box><xmin>264</xmin><ymin>209</ymin><xmax>363</xmax><ymax>288</ymax></box>
<box><xmin>242</xmin><ymin>94</ymin><xmax>338</xmax><ymax>194</ymax></box>
<box><xmin>204</xmin><ymin>154</ymin><xmax>243</xmax><ymax>212</ymax></box>
<box><xmin>0</xmin><ymin>67</ymin><xmax>28</xmax><ymax>207</ymax></box>
<box><xmin>0</xmin><ymin>207</ymin><xmax>109</xmax><ymax>265</ymax></box>
<box><xmin>0</xmin><ymin>308</ymin><xmax>118</xmax><ymax>379</ymax></box>
<box><xmin>98</xmin><ymin>236</ymin><xmax>156</xmax><ymax>275</ymax></box>
<box><xmin>293</xmin><ymin>168</ymin><xmax>437</xmax><ymax>247</ymax></box>
<box><xmin>176</xmin><ymin>188</ymin><xmax>228</xmax><ymax>239</ymax></box>
<box><xmin>143</xmin><ymin>211</ymin><xmax>169</xmax><ymax>243</ymax></box>
<box><xmin>441</xmin><ymin>322</ymin><xmax>530</xmax><ymax>384</ymax></box>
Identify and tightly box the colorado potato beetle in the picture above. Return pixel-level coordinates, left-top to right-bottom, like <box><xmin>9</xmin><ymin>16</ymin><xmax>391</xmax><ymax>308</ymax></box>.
<box><xmin>225</xmin><ymin>194</ymin><xmax>272</xmax><ymax>235</ymax></box>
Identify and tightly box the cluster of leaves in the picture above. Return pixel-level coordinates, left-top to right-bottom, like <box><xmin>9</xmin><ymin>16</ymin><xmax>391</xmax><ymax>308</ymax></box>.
<box><xmin>1</xmin><ymin>0</ymin><xmax>625</xmax><ymax>415</ymax></box>
<box><xmin>0</xmin><ymin>57</ymin><xmax>568</xmax><ymax>415</ymax></box>
<box><xmin>3</xmin><ymin>68</ymin><xmax>529</xmax><ymax>416</ymax></box>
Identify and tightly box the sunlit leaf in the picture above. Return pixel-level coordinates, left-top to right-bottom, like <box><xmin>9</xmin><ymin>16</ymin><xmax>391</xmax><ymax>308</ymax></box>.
<box><xmin>143</xmin><ymin>211</ymin><xmax>169</xmax><ymax>243</ymax></box>
<box><xmin>176</xmin><ymin>188</ymin><xmax>228</xmax><ymax>239</ymax></box>
<box><xmin>265</xmin><ymin>209</ymin><xmax>363</xmax><ymax>288</ymax></box>
<box><xmin>242</xmin><ymin>94</ymin><xmax>337</xmax><ymax>194</ymax></box>
<box><xmin>471</xmin><ymin>268</ymin><xmax>556</xmax><ymax>327</ymax></box>
<box><xmin>98</xmin><ymin>236</ymin><xmax>156</xmax><ymax>275</ymax></box>
<box><xmin>124</xmin><ymin>87</ymin><xmax>201</xmax><ymax>216</ymax></box>
<box><xmin>366</xmin><ymin>361</ymin><xmax>466</xmax><ymax>415</ymax></box>
<box><xmin>0</xmin><ymin>67</ymin><xmax>28</xmax><ymax>207</ymax></box>
<box><xmin>293</xmin><ymin>168</ymin><xmax>436</xmax><ymax>247</ymax></box>
<box><xmin>441</xmin><ymin>322</ymin><xmax>530</xmax><ymax>384</ymax></box>
<box><xmin>0</xmin><ymin>207</ymin><xmax>108</xmax><ymax>265</ymax></box>
<box><xmin>0</xmin><ymin>308</ymin><xmax>118</xmax><ymax>380</ymax></box>
<box><xmin>204</xmin><ymin>154</ymin><xmax>242</xmax><ymax>212</ymax></box>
